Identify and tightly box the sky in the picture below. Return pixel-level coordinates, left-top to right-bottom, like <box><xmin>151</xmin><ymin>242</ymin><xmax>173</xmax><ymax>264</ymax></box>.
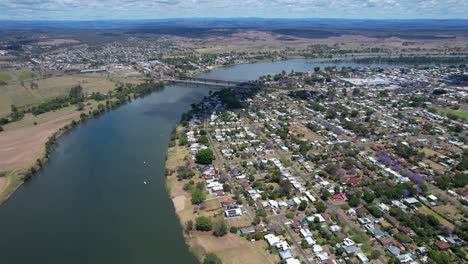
<box><xmin>0</xmin><ymin>0</ymin><xmax>467</xmax><ymax>20</ymax></box>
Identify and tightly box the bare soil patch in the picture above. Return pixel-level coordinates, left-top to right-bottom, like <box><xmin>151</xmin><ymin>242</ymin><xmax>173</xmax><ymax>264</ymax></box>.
<box><xmin>0</xmin><ymin>111</ymin><xmax>79</xmax><ymax>171</ymax></box>
<box><xmin>173</xmin><ymin>195</ymin><xmax>186</xmax><ymax>212</ymax></box>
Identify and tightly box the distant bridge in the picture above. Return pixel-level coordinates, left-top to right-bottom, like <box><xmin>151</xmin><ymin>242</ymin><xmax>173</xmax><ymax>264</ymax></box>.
<box><xmin>162</xmin><ymin>77</ymin><xmax>247</xmax><ymax>87</ymax></box>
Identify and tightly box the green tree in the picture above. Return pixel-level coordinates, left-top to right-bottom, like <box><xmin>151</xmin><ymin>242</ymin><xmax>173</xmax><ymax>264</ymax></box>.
<box><xmin>362</xmin><ymin>191</ymin><xmax>375</xmax><ymax>204</ymax></box>
<box><xmin>196</xmin><ymin>149</ymin><xmax>215</xmax><ymax>165</ymax></box>
<box><xmin>192</xmin><ymin>188</ymin><xmax>206</xmax><ymax>204</ymax></box>
<box><xmin>195</xmin><ymin>216</ymin><xmax>213</xmax><ymax>231</ymax></box>
<box><xmin>322</xmin><ymin>190</ymin><xmax>331</xmax><ymax>200</ymax></box>
<box><xmin>204</xmin><ymin>253</ymin><xmax>222</xmax><ymax>264</ymax></box>
<box><xmin>213</xmin><ymin>220</ymin><xmax>228</xmax><ymax>237</ymax></box>
<box><xmin>198</xmin><ymin>135</ymin><xmax>209</xmax><ymax>145</ymax></box>
<box><xmin>316</xmin><ymin>201</ymin><xmax>327</xmax><ymax>213</ymax></box>
<box><xmin>298</xmin><ymin>200</ymin><xmax>308</xmax><ymax>211</ymax></box>
<box><xmin>371</xmin><ymin>250</ymin><xmax>381</xmax><ymax>260</ymax></box>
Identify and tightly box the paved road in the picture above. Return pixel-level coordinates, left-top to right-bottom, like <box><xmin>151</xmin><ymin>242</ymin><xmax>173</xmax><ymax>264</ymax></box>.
<box><xmin>204</xmin><ymin>119</ymin><xmax>254</xmax><ymax>219</ymax></box>
<box><xmin>275</xmin><ymin>215</ymin><xmax>312</xmax><ymax>264</ymax></box>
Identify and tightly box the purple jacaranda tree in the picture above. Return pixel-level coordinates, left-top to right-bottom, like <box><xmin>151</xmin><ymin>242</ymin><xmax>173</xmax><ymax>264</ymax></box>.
<box><xmin>199</xmin><ymin>202</ymin><xmax>207</xmax><ymax>210</ymax></box>
<box><xmin>333</xmin><ymin>127</ymin><xmax>343</xmax><ymax>135</ymax></box>
<box><xmin>409</xmin><ymin>173</ymin><xmax>424</xmax><ymax>184</ymax></box>
<box><xmin>415</xmin><ymin>186</ymin><xmax>423</xmax><ymax>195</ymax></box>
<box><xmin>402</xmin><ymin>189</ymin><xmax>410</xmax><ymax>197</ymax></box>
<box><xmin>441</xmin><ymin>226</ymin><xmax>452</xmax><ymax>236</ymax></box>
<box><xmin>265</xmin><ymin>141</ymin><xmax>274</xmax><ymax>149</ymax></box>
<box><xmin>337</xmin><ymin>168</ymin><xmax>346</xmax><ymax>177</ymax></box>
<box><xmin>219</xmin><ymin>173</ymin><xmax>229</xmax><ymax>181</ymax></box>
<box><xmin>348</xmin><ymin>168</ymin><xmax>357</xmax><ymax>175</ymax></box>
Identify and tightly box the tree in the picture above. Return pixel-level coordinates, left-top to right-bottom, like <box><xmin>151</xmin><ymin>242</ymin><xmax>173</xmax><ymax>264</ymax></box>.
<box><xmin>348</xmin><ymin>195</ymin><xmax>361</xmax><ymax>207</ymax></box>
<box><xmin>352</xmin><ymin>88</ymin><xmax>361</xmax><ymax>96</ymax></box>
<box><xmin>192</xmin><ymin>188</ymin><xmax>206</xmax><ymax>204</ymax></box>
<box><xmin>196</xmin><ymin>149</ymin><xmax>215</xmax><ymax>165</ymax></box>
<box><xmin>178</xmin><ymin>135</ymin><xmax>188</xmax><ymax>146</ymax></box>
<box><xmin>362</xmin><ymin>191</ymin><xmax>375</xmax><ymax>204</ymax></box>
<box><xmin>325</xmin><ymin>110</ymin><xmax>337</xmax><ymax>120</ymax></box>
<box><xmin>186</xmin><ymin>220</ymin><xmax>193</xmax><ymax>232</ymax></box>
<box><xmin>229</xmin><ymin>226</ymin><xmax>238</xmax><ymax>234</ymax></box>
<box><xmin>371</xmin><ymin>250</ymin><xmax>381</xmax><ymax>260</ymax></box>
<box><xmin>322</xmin><ymin>190</ymin><xmax>331</xmax><ymax>200</ymax></box>
<box><xmin>198</xmin><ymin>135</ymin><xmax>209</xmax><ymax>145</ymax></box>
<box><xmin>316</xmin><ymin>201</ymin><xmax>327</xmax><ymax>213</ymax></box>
<box><xmin>204</xmin><ymin>253</ymin><xmax>222</xmax><ymax>264</ymax></box>
<box><xmin>298</xmin><ymin>200</ymin><xmax>308</xmax><ymax>211</ymax></box>
<box><xmin>213</xmin><ymin>220</ymin><xmax>228</xmax><ymax>237</ymax></box>
<box><xmin>195</xmin><ymin>216</ymin><xmax>213</xmax><ymax>231</ymax></box>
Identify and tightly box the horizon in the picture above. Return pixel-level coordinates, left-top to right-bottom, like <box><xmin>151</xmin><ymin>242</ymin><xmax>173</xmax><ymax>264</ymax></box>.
<box><xmin>1</xmin><ymin>17</ymin><xmax>468</xmax><ymax>22</ymax></box>
<box><xmin>1</xmin><ymin>0</ymin><xmax>467</xmax><ymax>20</ymax></box>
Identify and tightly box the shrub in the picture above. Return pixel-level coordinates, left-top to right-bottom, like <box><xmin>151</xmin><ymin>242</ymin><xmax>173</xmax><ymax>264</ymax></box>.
<box><xmin>195</xmin><ymin>216</ymin><xmax>213</xmax><ymax>231</ymax></box>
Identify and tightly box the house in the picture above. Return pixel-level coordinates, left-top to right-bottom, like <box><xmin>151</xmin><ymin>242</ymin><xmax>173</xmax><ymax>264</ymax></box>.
<box><xmin>286</xmin><ymin>259</ymin><xmax>301</xmax><ymax>264</ymax></box>
<box><xmin>404</xmin><ymin>197</ymin><xmax>419</xmax><ymax>204</ymax></box>
<box><xmin>240</xmin><ymin>226</ymin><xmax>256</xmax><ymax>235</ymax></box>
<box><xmin>377</xmin><ymin>235</ymin><xmax>394</xmax><ymax>247</ymax></box>
<box><xmin>264</xmin><ymin>234</ymin><xmax>280</xmax><ymax>246</ymax></box>
<box><xmin>357</xmin><ymin>253</ymin><xmax>370</xmax><ymax>264</ymax></box>
<box><xmin>434</xmin><ymin>241</ymin><xmax>450</xmax><ymax>250</ymax></box>
<box><xmin>398</xmin><ymin>226</ymin><xmax>416</xmax><ymax>238</ymax></box>
<box><xmin>446</xmin><ymin>236</ymin><xmax>464</xmax><ymax>245</ymax></box>
<box><xmin>313</xmin><ymin>244</ymin><xmax>323</xmax><ymax>253</ymax></box>
<box><xmin>388</xmin><ymin>245</ymin><xmax>401</xmax><ymax>256</ymax></box>
<box><xmin>267</xmin><ymin>224</ymin><xmax>282</xmax><ymax>234</ymax></box>
<box><xmin>344</xmin><ymin>245</ymin><xmax>358</xmax><ymax>255</ymax></box>
<box><xmin>224</xmin><ymin>204</ymin><xmax>242</xmax><ymax>218</ymax></box>
<box><xmin>329</xmin><ymin>225</ymin><xmax>341</xmax><ymax>233</ymax></box>
<box><xmin>279</xmin><ymin>249</ymin><xmax>294</xmax><ymax>260</ymax></box>
<box><xmin>397</xmin><ymin>254</ymin><xmax>414</xmax><ymax>263</ymax></box>
<box><xmin>300</xmin><ymin>228</ymin><xmax>313</xmax><ymax>238</ymax></box>
<box><xmin>332</xmin><ymin>193</ymin><xmax>347</xmax><ymax>201</ymax></box>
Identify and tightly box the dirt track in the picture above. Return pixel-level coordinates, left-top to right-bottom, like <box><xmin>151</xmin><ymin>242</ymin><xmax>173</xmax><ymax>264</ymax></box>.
<box><xmin>0</xmin><ymin>112</ymin><xmax>79</xmax><ymax>171</ymax></box>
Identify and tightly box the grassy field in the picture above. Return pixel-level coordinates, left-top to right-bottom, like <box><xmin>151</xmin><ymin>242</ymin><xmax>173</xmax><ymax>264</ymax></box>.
<box><xmin>435</xmin><ymin>107</ymin><xmax>468</xmax><ymax>121</ymax></box>
<box><xmin>418</xmin><ymin>205</ymin><xmax>455</xmax><ymax>230</ymax></box>
<box><xmin>0</xmin><ymin>73</ymin><xmax>12</xmax><ymax>82</ymax></box>
<box><xmin>0</xmin><ymin>74</ymin><xmax>117</xmax><ymax>116</ymax></box>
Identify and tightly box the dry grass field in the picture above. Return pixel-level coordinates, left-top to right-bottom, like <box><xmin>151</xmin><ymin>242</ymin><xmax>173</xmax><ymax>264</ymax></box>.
<box><xmin>0</xmin><ymin>73</ymin><xmax>116</xmax><ymax>116</ymax></box>
<box><xmin>0</xmin><ymin>110</ymin><xmax>80</xmax><ymax>171</ymax></box>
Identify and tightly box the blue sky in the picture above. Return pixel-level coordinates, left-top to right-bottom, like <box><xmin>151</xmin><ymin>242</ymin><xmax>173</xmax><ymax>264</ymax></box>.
<box><xmin>0</xmin><ymin>0</ymin><xmax>467</xmax><ymax>20</ymax></box>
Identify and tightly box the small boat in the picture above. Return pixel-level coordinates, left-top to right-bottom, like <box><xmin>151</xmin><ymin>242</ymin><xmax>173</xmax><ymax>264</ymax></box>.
<box><xmin>143</xmin><ymin>181</ymin><xmax>147</xmax><ymax>184</ymax></box>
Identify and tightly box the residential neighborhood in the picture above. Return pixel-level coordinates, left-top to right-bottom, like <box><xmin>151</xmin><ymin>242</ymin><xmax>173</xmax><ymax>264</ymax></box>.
<box><xmin>166</xmin><ymin>65</ymin><xmax>467</xmax><ymax>264</ymax></box>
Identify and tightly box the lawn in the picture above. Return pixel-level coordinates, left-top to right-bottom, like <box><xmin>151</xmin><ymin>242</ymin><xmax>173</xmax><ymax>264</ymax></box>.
<box><xmin>418</xmin><ymin>205</ymin><xmax>455</xmax><ymax>230</ymax></box>
<box><xmin>0</xmin><ymin>73</ymin><xmax>12</xmax><ymax>82</ymax></box>
<box><xmin>435</xmin><ymin>107</ymin><xmax>468</xmax><ymax>121</ymax></box>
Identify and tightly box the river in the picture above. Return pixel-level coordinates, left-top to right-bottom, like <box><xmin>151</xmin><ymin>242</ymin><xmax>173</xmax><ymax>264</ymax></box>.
<box><xmin>0</xmin><ymin>58</ymin><xmax>453</xmax><ymax>263</ymax></box>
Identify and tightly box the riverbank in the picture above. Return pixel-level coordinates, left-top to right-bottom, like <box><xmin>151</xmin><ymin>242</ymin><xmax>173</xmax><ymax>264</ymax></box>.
<box><xmin>164</xmin><ymin>125</ymin><xmax>278</xmax><ymax>264</ymax></box>
<box><xmin>0</xmin><ymin>100</ymin><xmax>109</xmax><ymax>204</ymax></box>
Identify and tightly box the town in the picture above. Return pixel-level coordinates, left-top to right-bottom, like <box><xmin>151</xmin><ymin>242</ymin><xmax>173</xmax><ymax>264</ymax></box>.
<box><xmin>165</xmin><ymin>65</ymin><xmax>467</xmax><ymax>264</ymax></box>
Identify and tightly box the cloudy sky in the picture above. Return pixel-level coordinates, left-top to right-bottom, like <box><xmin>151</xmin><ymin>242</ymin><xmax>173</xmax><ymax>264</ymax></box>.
<box><xmin>0</xmin><ymin>0</ymin><xmax>467</xmax><ymax>20</ymax></box>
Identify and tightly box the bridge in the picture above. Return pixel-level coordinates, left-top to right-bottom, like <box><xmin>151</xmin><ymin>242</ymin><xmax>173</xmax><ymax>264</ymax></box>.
<box><xmin>162</xmin><ymin>77</ymin><xmax>246</xmax><ymax>87</ymax></box>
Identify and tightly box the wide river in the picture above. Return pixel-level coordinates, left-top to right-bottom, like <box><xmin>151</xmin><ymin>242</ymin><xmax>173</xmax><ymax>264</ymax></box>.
<box><xmin>0</xmin><ymin>58</ymin><xmax>447</xmax><ymax>263</ymax></box>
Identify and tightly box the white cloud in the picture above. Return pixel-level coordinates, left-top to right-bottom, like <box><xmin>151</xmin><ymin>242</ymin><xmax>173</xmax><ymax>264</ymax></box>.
<box><xmin>0</xmin><ymin>0</ymin><xmax>466</xmax><ymax>19</ymax></box>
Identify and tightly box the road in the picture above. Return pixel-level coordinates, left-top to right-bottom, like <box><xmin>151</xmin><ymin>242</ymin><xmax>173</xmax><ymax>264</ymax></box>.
<box><xmin>204</xmin><ymin>118</ymin><xmax>254</xmax><ymax>219</ymax></box>
<box><xmin>274</xmin><ymin>215</ymin><xmax>312</xmax><ymax>264</ymax></box>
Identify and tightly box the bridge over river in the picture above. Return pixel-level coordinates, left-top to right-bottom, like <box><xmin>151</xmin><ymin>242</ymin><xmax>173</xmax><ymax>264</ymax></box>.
<box><xmin>162</xmin><ymin>77</ymin><xmax>247</xmax><ymax>87</ymax></box>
